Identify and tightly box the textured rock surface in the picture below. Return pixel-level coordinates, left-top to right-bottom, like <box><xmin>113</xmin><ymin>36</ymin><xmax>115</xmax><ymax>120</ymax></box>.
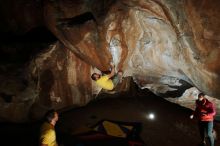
<box><xmin>0</xmin><ymin>42</ymin><xmax>93</xmax><ymax>122</ymax></box>
<box><xmin>41</xmin><ymin>0</ymin><xmax>220</xmax><ymax>97</ymax></box>
<box><xmin>28</xmin><ymin>43</ymin><xmax>92</xmax><ymax>119</ymax></box>
<box><xmin>0</xmin><ymin>0</ymin><xmax>220</xmax><ymax>121</ymax></box>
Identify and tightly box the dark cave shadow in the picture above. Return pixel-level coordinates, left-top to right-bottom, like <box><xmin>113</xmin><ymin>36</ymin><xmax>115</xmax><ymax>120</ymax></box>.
<box><xmin>57</xmin><ymin>12</ymin><xmax>96</xmax><ymax>27</ymax></box>
<box><xmin>39</xmin><ymin>69</ymin><xmax>54</xmax><ymax>107</ymax></box>
<box><xmin>158</xmin><ymin>79</ymin><xmax>193</xmax><ymax>98</ymax></box>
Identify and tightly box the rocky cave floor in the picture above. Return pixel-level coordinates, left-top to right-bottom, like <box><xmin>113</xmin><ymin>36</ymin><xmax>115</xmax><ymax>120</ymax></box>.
<box><xmin>0</xmin><ymin>89</ymin><xmax>219</xmax><ymax>146</ymax></box>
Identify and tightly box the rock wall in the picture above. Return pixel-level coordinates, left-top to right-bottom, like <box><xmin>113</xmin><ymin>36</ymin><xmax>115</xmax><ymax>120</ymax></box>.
<box><xmin>0</xmin><ymin>0</ymin><xmax>220</xmax><ymax>121</ymax></box>
<box><xmin>28</xmin><ymin>42</ymin><xmax>94</xmax><ymax>121</ymax></box>
<box><xmin>41</xmin><ymin>0</ymin><xmax>220</xmax><ymax>97</ymax></box>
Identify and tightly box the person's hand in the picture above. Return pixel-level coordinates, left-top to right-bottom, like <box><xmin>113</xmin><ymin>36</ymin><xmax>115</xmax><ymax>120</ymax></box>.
<box><xmin>190</xmin><ymin>114</ymin><xmax>194</xmax><ymax>119</ymax></box>
<box><xmin>201</xmin><ymin>111</ymin><xmax>207</xmax><ymax>116</ymax></box>
<box><xmin>110</xmin><ymin>61</ymin><xmax>114</xmax><ymax>66</ymax></box>
<box><xmin>109</xmin><ymin>62</ymin><xmax>115</xmax><ymax>71</ymax></box>
<box><xmin>110</xmin><ymin>62</ymin><xmax>115</xmax><ymax>68</ymax></box>
<box><xmin>201</xmin><ymin>113</ymin><xmax>207</xmax><ymax>116</ymax></box>
<box><xmin>108</xmin><ymin>62</ymin><xmax>116</xmax><ymax>78</ymax></box>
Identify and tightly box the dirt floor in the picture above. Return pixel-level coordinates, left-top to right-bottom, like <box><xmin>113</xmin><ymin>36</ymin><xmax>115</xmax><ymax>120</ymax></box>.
<box><xmin>58</xmin><ymin>89</ymin><xmax>220</xmax><ymax>146</ymax></box>
<box><xmin>0</xmin><ymin>89</ymin><xmax>219</xmax><ymax>146</ymax></box>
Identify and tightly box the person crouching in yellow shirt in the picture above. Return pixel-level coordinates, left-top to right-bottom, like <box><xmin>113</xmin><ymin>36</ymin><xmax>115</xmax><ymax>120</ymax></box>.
<box><xmin>91</xmin><ymin>64</ymin><xmax>123</xmax><ymax>90</ymax></box>
<box><xmin>39</xmin><ymin>109</ymin><xmax>59</xmax><ymax>146</ymax></box>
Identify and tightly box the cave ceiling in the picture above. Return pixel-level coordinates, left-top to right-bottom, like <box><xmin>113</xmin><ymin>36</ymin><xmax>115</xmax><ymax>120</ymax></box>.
<box><xmin>0</xmin><ymin>0</ymin><xmax>219</xmax><ymax>121</ymax></box>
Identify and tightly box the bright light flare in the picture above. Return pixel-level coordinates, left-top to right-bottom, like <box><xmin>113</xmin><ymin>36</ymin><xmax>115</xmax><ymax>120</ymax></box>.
<box><xmin>146</xmin><ymin>113</ymin><xmax>155</xmax><ymax>120</ymax></box>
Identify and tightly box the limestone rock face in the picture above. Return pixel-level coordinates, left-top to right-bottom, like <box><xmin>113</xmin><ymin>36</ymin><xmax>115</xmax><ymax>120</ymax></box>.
<box><xmin>0</xmin><ymin>0</ymin><xmax>220</xmax><ymax>121</ymax></box>
<box><xmin>184</xmin><ymin>0</ymin><xmax>220</xmax><ymax>95</ymax></box>
<box><xmin>28</xmin><ymin>43</ymin><xmax>94</xmax><ymax>121</ymax></box>
<box><xmin>41</xmin><ymin>0</ymin><xmax>220</xmax><ymax>97</ymax></box>
<box><xmin>0</xmin><ymin>42</ymin><xmax>94</xmax><ymax>122</ymax></box>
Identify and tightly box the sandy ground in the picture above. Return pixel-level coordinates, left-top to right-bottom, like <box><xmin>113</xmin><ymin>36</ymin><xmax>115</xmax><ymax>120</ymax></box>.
<box><xmin>0</xmin><ymin>89</ymin><xmax>219</xmax><ymax>146</ymax></box>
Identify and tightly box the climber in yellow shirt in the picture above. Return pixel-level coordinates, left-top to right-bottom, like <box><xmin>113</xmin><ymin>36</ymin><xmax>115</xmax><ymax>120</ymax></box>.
<box><xmin>91</xmin><ymin>64</ymin><xmax>122</xmax><ymax>90</ymax></box>
<box><xmin>39</xmin><ymin>110</ymin><xmax>59</xmax><ymax>146</ymax></box>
